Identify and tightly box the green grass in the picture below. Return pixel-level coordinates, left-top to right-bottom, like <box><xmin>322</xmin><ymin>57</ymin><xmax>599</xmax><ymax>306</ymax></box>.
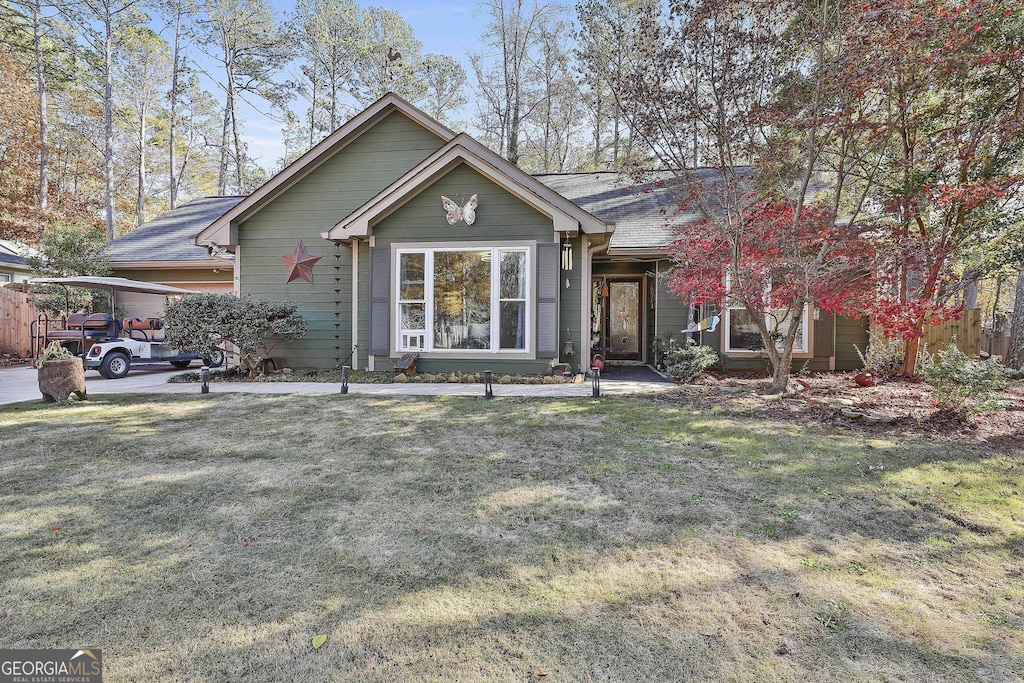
<box><xmin>1</xmin><ymin>394</ymin><xmax>1022</xmax><ymax>681</ymax></box>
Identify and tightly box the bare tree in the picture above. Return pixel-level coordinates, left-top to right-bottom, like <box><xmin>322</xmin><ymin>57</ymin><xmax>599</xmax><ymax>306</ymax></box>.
<box><xmin>159</xmin><ymin>0</ymin><xmax>195</xmax><ymax>208</ymax></box>
<box><xmin>193</xmin><ymin>0</ymin><xmax>285</xmax><ymax>195</ymax></box>
<box><xmin>113</xmin><ymin>24</ymin><xmax>171</xmax><ymax>227</ymax></box>
<box><xmin>288</xmin><ymin>0</ymin><xmax>359</xmax><ymax>145</ymax></box>
<box><xmin>59</xmin><ymin>0</ymin><xmax>140</xmax><ymax>240</ymax></box>
<box><xmin>574</xmin><ymin>0</ymin><xmax>653</xmax><ymax>169</ymax></box>
<box><xmin>418</xmin><ymin>54</ymin><xmax>467</xmax><ymax>125</ymax></box>
<box><xmin>470</xmin><ymin>0</ymin><xmax>559</xmax><ymax>166</ymax></box>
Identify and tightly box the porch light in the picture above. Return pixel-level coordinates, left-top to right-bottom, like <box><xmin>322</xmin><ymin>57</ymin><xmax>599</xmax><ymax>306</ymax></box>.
<box><xmin>484</xmin><ymin>370</ymin><xmax>494</xmax><ymax>399</ymax></box>
<box><xmin>562</xmin><ymin>340</ymin><xmax>576</xmax><ymax>358</ymax></box>
<box><xmin>591</xmin><ymin>366</ymin><xmax>601</xmax><ymax>398</ymax></box>
<box><xmin>561</xmin><ymin>234</ymin><xmax>573</xmax><ymax>271</ymax></box>
<box><xmin>341</xmin><ymin>365</ymin><xmax>350</xmax><ymax>394</ymax></box>
<box><xmin>200</xmin><ymin>366</ymin><xmax>210</xmax><ymax>395</ymax></box>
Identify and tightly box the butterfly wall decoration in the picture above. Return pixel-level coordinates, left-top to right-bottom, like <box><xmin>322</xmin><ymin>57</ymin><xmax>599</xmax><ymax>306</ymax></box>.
<box><xmin>441</xmin><ymin>195</ymin><xmax>478</xmax><ymax>226</ymax></box>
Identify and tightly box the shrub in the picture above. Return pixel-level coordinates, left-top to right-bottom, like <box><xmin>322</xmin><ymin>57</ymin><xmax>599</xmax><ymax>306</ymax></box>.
<box><xmin>919</xmin><ymin>338</ymin><xmax>1014</xmax><ymax>411</ymax></box>
<box><xmin>164</xmin><ymin>294</ymin><xmax>307</xmax><ymax>378</ymax></box>
<box><xmin>35</xmin><ymin>341</ymin><xmax>75</xmax><ymax>368</ymax></box>
<box><xmin>663</xmin><ymin>344</ymin><xmax>719</xmax><ymax>383</ymax></box>
<box><xmin>853</xmin><ymin>330</ymin><xmax>904</xmax><ymax>375</ymax></box>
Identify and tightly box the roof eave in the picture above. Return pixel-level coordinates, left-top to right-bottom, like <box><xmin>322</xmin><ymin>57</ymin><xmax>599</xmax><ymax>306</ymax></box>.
<box><xmin>325</xmin><ymin>136</ymin><xmax>611</xmax><ymax>240</ymax></box>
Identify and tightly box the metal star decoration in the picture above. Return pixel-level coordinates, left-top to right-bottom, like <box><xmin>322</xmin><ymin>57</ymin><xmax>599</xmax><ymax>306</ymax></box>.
<box><xmin>280</xmin><ymin>240</ymin><xmax>322</xmax><ymax>283</ymax></box>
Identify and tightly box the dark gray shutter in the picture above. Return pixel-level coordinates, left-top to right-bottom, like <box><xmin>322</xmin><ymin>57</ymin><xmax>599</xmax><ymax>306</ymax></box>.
<box><xmin>369</xmin><ymin>246</ymin><xmax>390</xmax><ymax>356</ymax></box>
<box><xmin>813</xmin><ymin>311</ymin><xmax>835</xmax><ymax>358</ymax></box>
<box><xmin>536</xmin><ymin>241</ymin><xmax>559</xmax><ymax>356</ymax></box>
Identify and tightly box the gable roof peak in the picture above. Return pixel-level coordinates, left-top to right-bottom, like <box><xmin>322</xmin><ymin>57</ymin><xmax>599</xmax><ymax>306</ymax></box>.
<box><xmin>193</xmin><ymin>93</ymin><xmax>456</xmax><ymax>250</ymax></box>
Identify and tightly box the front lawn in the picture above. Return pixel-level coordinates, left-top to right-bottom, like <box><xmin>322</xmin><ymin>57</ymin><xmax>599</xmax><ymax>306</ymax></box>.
<box><xmin>1</xmin><ymin>394</ymin><xmax>1021</xmax><ymax>681</ymax></box>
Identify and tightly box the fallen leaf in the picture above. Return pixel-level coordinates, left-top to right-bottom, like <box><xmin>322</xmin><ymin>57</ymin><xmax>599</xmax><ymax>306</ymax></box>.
<box><xmin>183</xmin><ymin>540</ymin><xmax>193</xmax><ymax>548</ymax></box>
<box><xmin>953</xmin><ymin>480</ymin><xmax>963</xmax><ymax>488</ymax></box>
<box><xmin>51</xmin><ymin>527</ymin><xmax>63</xmax><ymax>534</ymax></box>
<box><xmin>414</xmin><ymin>529</ymin><xmax>419</xmax><ymax>536</ymax></box>
<box><xmin>5</xmin><ymin>607</ymin><xmax>13</xmax><ymax>616</ymax></box>
<box><xmin>776</xmin><ymin>643</ymin><xmax>792</xmax><ymax>655</ymax></box>
<box><xmin>312</xmin><ymin>634</ymin><xmax>327</xmax><ymax>650</ymax></box>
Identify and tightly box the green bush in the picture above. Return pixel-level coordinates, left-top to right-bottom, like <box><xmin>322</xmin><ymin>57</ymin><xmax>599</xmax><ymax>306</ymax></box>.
<box><xmin>853</xmin><ymin>330</ymin><xmax>904</xmax><ymax>375</ymax></box>
<box><xmin>663</xmin><ymin>344</ymin><xmax>719</xmax><ymax>383</ymax></box>
<box><xmin>919</xmin><ymin>338</ymin><xmax>1014</xmax><ymax>411</ymax></box>
<box><xmin>164</xmin><ymin>293</ymin><xmax>307</xmax><ymax>378</ymax></box>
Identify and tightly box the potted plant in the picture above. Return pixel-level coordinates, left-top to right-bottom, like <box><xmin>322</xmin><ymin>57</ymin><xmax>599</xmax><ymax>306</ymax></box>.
<box><xmin>36</xmin><ymin>342</ymin><xmax>87</xmax><ymax>403</ymax></box>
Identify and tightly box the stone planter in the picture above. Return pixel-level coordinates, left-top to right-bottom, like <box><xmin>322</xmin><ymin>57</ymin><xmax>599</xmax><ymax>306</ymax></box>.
<box><xmin>38</xmin><ymin>358</ymin><xmax>87</xmax><ymax>403</ymax></box>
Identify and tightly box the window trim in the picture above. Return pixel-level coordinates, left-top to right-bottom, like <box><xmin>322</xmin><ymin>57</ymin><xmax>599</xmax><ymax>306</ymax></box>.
<box><xmin>391</xmin><ymin>241</ymin><xmax>536</xmax><ymax>359</ymax></box>
<box><xmin>723</xmin><ymin>303</ymin><xmax>812</xmax><ymax>357</ymax></box>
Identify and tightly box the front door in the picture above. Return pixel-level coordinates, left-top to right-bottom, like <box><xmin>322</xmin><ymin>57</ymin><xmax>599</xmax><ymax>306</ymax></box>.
<box><xmin>593</xmin><ymin>278</ymin><xmax>643</xmax><ymax>361</ymax></box>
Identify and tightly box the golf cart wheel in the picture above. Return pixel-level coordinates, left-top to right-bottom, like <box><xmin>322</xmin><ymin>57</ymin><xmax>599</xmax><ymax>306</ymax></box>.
<box><xmin>99</xmin><ymin>351</ymin><xmax>131</xmax><ymax>379</ymax></box>
<box><xmin>170</xmin><ymin>360</ymin><xmax>192</xmax><ymax>369</ymax></box>
<box><xmin>204</xmin><ymin>349</ymin><xmax>225</xmax><ymax>368</ymax></box>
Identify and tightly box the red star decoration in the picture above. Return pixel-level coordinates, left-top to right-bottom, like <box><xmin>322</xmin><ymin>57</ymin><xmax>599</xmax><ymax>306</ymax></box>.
<box><xmin>280</xmin><ymin>240</ymin><xmax>322</xmax><ymax>284</ymax></box>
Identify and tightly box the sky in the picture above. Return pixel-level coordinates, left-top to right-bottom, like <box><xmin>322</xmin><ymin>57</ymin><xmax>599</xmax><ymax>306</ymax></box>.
<box><xmin>229</xmin><ymin>0</ymin><xmax>494</xmax><ymax>173</ymax></box>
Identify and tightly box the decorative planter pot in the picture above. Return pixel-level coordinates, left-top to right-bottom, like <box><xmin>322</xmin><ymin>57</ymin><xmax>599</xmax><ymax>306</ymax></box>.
<box><xmin>38</xmin><ymin>358</ymin><xmax>88</xmax><ymax>403</ymax></box>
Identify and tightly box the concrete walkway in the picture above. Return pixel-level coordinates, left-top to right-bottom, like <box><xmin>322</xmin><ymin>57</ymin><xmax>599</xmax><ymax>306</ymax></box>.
<box><xmin>0</xmin><ymin>364</ymin><xmax>677</xmax><ymax>407</ymax></box>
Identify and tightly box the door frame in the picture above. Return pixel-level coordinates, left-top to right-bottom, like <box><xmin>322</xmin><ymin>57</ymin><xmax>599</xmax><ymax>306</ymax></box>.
<box><xmin>593</xmin><ymin>276</ymin><xmax>644</xmax><ymax>361</ymax></box>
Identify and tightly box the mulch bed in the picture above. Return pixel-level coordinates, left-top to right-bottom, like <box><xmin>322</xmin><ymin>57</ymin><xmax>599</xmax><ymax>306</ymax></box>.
<box><xmin>653</xmin><ymin>370</ymin><xmax>1024</xmax><ymax>449</ymax></box>
<box><xmin>0</xmin><ymin>353</ymin><xmax>31</xmax><ymax>368</ymax></box>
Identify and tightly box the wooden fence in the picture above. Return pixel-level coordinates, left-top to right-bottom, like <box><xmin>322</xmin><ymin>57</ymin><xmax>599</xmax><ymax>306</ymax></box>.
<box><xmin>981</xmin><ymin>329</ymin><xmax>1010</xmax><ymax>360</ymax></box>
<box><xmin>871</xmin><ymin>308</ymin><xmax>981</xmax><ymax>358</ymax></box>
<box><xmin>0</xmin><ymin>284</ymin><xmax>39</xmax><ymax>357</ymax></box>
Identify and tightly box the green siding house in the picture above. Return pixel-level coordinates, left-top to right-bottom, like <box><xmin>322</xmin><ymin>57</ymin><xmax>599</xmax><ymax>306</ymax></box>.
<box><xmin>175</xmin><ymin>93</ymin><xmax>866</xmax><ymax>375</ymax></box>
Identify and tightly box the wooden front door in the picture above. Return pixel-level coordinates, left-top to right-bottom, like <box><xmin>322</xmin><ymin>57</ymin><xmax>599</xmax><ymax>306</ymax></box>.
<box><xmin>594</xmin><ymin>278</ymin><xmax>643</xmax><ymax>361</ymax></box>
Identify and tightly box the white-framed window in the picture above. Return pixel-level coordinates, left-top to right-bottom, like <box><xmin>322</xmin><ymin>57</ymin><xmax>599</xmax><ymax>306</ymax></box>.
<box><xmin>0</xmin><ymin>274</ymin><xmax>11</xmax><ymax>285</ymax></box>
<box><xmin>725</xmin><ymin>305</ymin><xmax>810</xmax><ymax>353</ymax></box>
<box><xmin>396</xmin><ymin>246</ymin><xmax>531</xmax><ymax>353</ymax></box>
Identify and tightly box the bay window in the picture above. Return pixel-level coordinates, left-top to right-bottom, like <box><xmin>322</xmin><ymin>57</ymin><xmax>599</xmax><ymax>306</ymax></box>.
<box><xmin>397</xmin><ymin>246</ymin><xmax>531</xmax><ymax>353</ymax></box>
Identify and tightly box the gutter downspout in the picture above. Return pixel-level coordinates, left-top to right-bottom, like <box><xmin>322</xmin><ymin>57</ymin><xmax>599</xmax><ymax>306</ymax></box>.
<box><xmin>351</xmin><ymin>238</ymin><xmax>360</xmax><ymax>371</ymax></box>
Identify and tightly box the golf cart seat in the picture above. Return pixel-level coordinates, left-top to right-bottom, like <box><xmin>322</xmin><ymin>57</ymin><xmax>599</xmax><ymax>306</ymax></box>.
<box><xmin>46</xmin><ymin>313</ymin><xmax>116</xmax><ymax>342</ymax></box>
<box><xmin>124</xmin><ymin>317</ymin><xmax>165</xmax><ymax>342</ymax></box>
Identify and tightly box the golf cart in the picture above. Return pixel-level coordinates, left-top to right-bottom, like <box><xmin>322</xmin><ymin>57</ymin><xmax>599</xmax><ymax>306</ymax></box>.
<box><xmin>29</xmin><ymin>276</ymin><xmax>225</xmax><ymax>379</ymax></box>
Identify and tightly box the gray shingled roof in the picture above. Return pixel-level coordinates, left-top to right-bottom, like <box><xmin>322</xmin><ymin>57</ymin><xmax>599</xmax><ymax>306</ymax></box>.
<box><xmin>0</xmin><ymin>251</ymin><xmax>29</xmax><ymax>268</ymax></box>
<box><xmin>107</xmin><ymin>196</ymin><xmax>245</xmax><ymax>263</ymax></box>
<box><xmin>535</xmin><ymin>170</ymin><xmax>717</xmax><ymax>252</ymax></box>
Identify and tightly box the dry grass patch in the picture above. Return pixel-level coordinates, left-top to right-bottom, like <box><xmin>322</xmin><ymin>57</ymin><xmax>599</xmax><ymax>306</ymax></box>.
<box><xmin>0</xmin><ymin>393</ymin><xmax>1021</xmax><ymax>681</ymax></box>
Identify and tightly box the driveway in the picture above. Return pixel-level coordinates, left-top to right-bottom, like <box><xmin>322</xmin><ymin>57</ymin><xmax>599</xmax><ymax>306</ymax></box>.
<box><xmin>0</xmin><ymin>364</ymin><xmax>677</xmax><ymax>406</ymax></box>
<box><xmin>0</xmin><ymin>363</ymin><xmax>194</xmax><ymax>406</ymax></box>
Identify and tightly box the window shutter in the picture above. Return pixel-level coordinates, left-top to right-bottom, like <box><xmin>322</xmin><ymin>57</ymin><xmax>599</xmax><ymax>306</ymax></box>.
<box><xmin>536</xmin><ymin>241</ymin><xmax>559</xmax><ymax>356</ymax></box>
<box><xmin>369</xmin><ymin>246</ymin><xmax>390</xmax><ymax>356</ymax></box>
<box><xmin>813</xmin><ymin>311</ymin><xmax>835</xmax><ymax>357</ymax></box>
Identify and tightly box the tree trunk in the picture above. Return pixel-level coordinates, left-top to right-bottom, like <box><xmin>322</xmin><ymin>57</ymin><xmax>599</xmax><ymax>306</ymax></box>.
<box><xmin>32</xmin><ymin>1</ymin><xmax>48</xmax><ymax>210</ymax></box>
<box><xmin>103</xmin><ymin>10</ymin><xmax>115</xmax><ymax>240</ymax></box>
<box><xmin>232</xmin><ymin>88</ymin><xmax>243</xmax><ymax>192</ymax></box>
<box><xmin>1007</xmin><ymin>267</ymin><xmax>1024</xmax><ymax>369</ymax></box>
<box><xmin>218</xmin><ymin>51</ymin><xmax>233</xmax><ymax>196</ymax></box>
<box><xmin>38</xmin><ymin>358</ymin><xmax>87</xmax><ymax>402</ymax></box>
<box><xmin>136</xmin><ymin>104</ymin><xmax>146</xmax><ymax>227</ymax></box>
<box><xmin>169</xmin><ymin>8</ymin><xmax>181</xmax><ymax>209</ymax></box>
